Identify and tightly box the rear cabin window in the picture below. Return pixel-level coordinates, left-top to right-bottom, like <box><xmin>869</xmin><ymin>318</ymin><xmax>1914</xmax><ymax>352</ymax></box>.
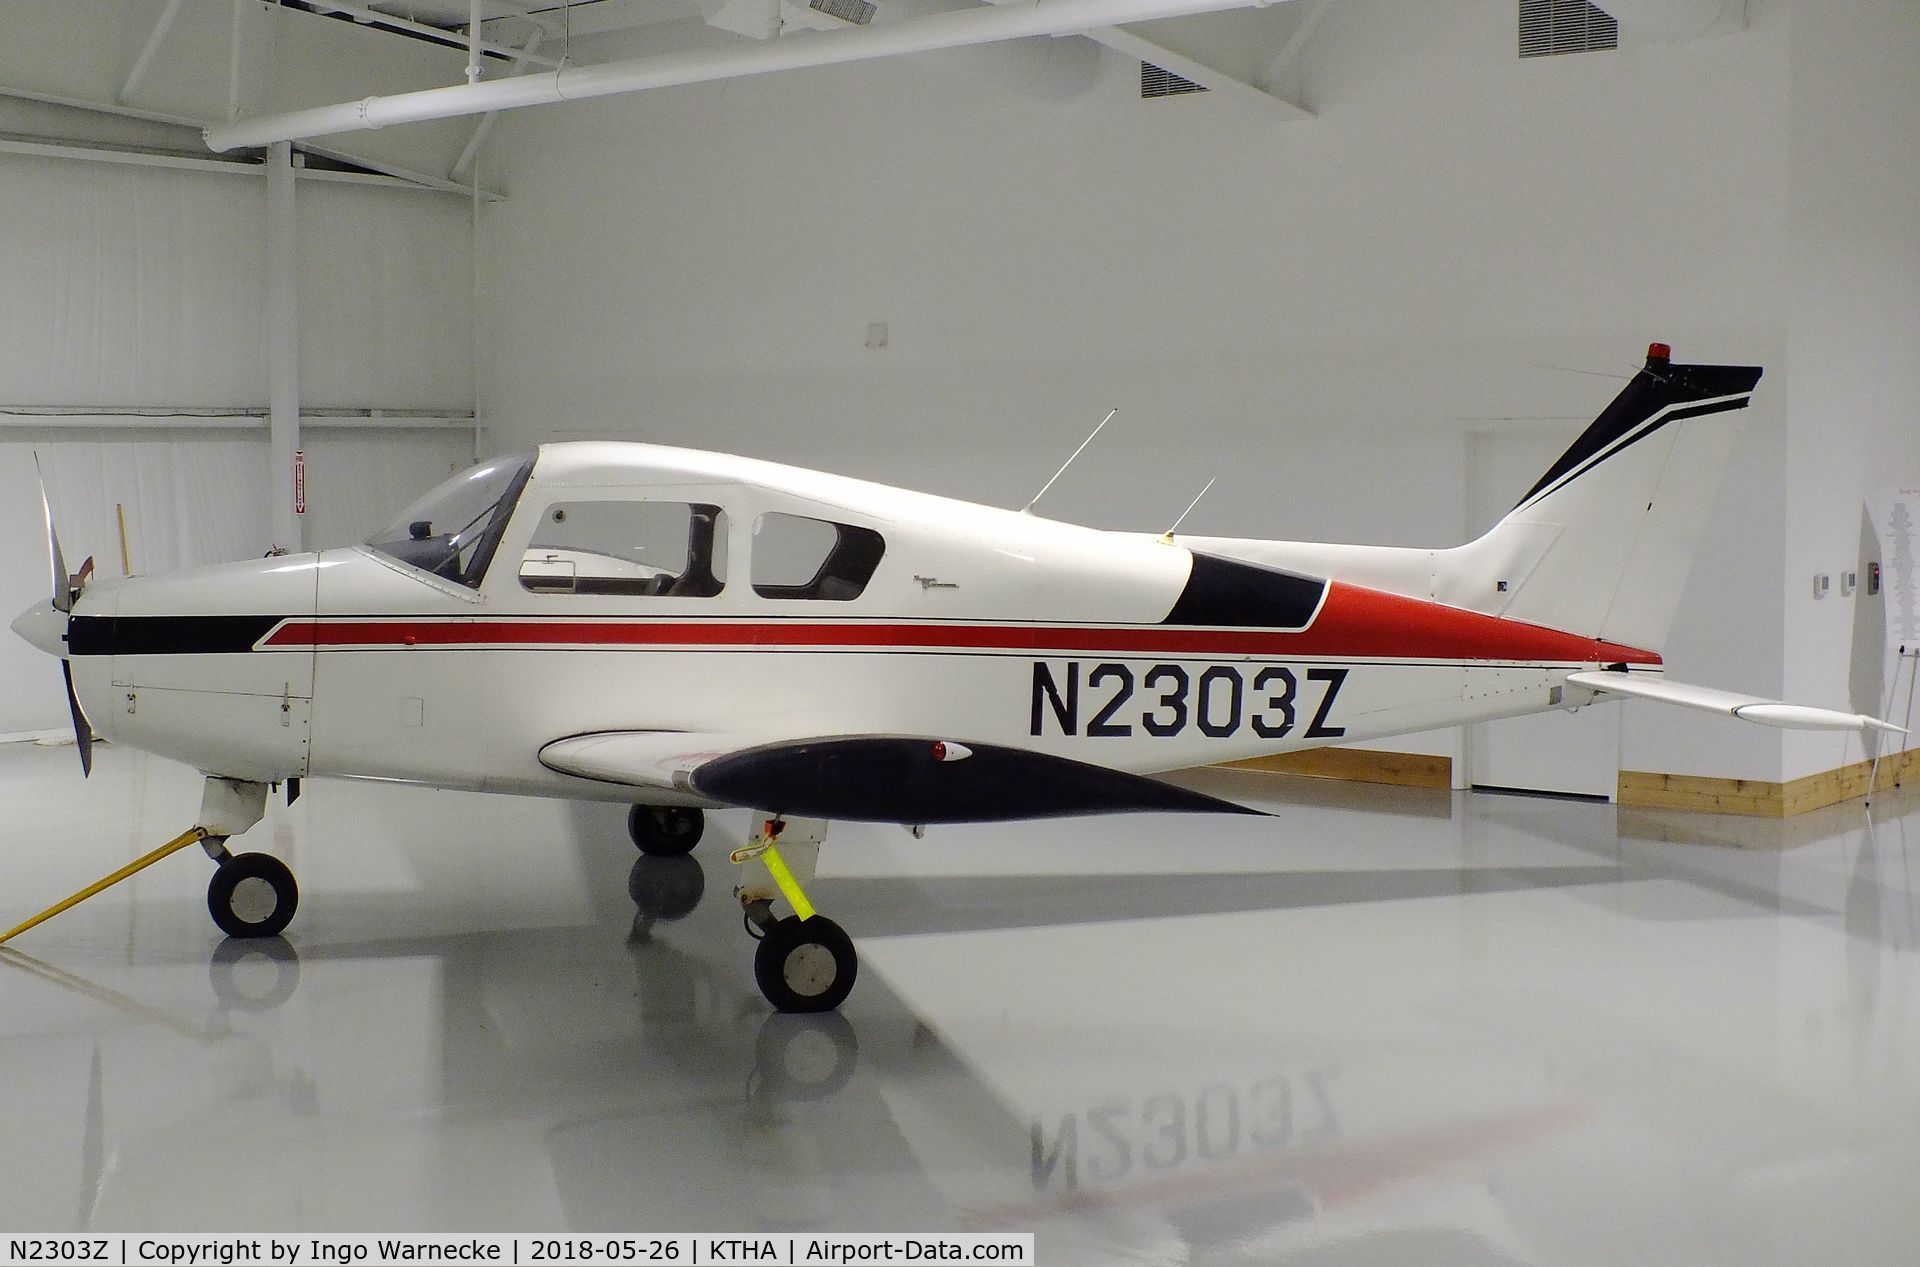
<box><xmin>751</xmin><ymin>512</ymin><xmax>885</xmax><ymax>601</ymax></box>
<box><xmin>520</xmin><ymin>501</ymin><xmax>727</xmax><ymax>597</ymax></box>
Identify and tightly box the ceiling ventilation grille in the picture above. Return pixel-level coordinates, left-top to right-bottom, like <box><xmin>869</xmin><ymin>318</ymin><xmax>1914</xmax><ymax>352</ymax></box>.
<box><xmin>1518</xmin><ymin>0</ymin><xmax>1618</xmax><ymax>57</ymax></box>
<box><xmin>810</xmin><ymin>0</ymin><xmax>877</xmax><ymax>23</ymax></box>
<box><xmin>1141</xmin><ymin>62</ymin><xmax>1209</xmax><ymax>97</ymax></box>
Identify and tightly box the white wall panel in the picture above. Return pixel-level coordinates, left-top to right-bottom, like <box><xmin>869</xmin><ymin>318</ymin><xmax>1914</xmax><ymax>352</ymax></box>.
<box><xmin>298</xmin><ymin>183</ymin><xmax>476</xmax><ymax>411</ymax></box>
<box><xmin>0</xmin><ymin>156</ymin><xmax>266</xmax><ymax>406</ymax></box>
<box><xmin>1778</xmin><ymin>0</ymin><xmax>1920</xmax><ymax>780</ymax></box>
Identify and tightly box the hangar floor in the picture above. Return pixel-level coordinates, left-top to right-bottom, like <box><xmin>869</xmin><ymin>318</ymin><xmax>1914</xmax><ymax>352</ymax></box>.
<box><xmin>2</xmin><ymin>740</ymin><xmax>1917</xmax><ymax>1264</ymax></box>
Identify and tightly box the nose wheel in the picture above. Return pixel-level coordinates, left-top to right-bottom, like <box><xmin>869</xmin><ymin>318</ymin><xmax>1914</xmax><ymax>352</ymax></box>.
<box><xmin>207</xmin><ymin>851</ymin><xmax>299</xmax><ymax>939</ymax></box>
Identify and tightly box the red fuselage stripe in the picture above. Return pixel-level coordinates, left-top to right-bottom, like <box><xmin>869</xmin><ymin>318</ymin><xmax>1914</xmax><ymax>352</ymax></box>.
<box><xmin>259</xmin><ymin>582</ymin><xmax>1661</xmax><ymax>664</ymax></box>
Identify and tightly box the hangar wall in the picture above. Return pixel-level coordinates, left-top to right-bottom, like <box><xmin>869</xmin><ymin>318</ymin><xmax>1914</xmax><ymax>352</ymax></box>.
<box><xmin>1778</xmin><ymin>0</ymin><xmax>1920</xmax><ymax>782</ymax></box>
<box><xmin>479</xmin><ymin>0</ymin><xmax>1806</xmax><ymax>784</ymax></box>
<box><xmin>0</xmin><ymin>136</ymin><xmax>476</xmax><ymax>735</ymax></box>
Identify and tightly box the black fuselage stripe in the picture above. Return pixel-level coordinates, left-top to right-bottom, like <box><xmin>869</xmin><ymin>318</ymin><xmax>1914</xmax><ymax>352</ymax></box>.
<box><xmin>67</xmin><ymin>615</ymin><xmax>287</xmax><ymax>656</ymax></box>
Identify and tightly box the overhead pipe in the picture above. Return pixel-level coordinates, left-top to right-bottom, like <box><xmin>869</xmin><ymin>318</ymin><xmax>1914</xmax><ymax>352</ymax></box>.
<box><xmin>206</xmin><ymin>0</ymin><xmax>1294</xmax><ymax>152</ymax></box>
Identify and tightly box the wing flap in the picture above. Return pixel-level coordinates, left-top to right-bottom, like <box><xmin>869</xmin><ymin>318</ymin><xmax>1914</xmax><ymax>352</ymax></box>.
<box><xmin>1567</xmin><ymin>670</ymin><xmax>1906</xmax><ymax>734</ymax></box>
<box><xmin>539</xmin><ymin>731</ymin><xmax>749</xmax><ymax>792</ymax></box>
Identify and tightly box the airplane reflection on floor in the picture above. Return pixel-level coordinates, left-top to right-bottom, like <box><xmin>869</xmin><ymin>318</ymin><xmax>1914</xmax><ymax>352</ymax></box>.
<box><xmin>3</xmin><ymin>743</ymin><xmax>1920</xmax><ymax>1263</ymax></box>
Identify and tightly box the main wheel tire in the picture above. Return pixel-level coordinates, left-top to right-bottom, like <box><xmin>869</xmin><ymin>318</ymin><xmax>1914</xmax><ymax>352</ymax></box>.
<box><xmin>627</xmin><ymin>805</ymin><xmax>704</xmax><ymax>856</ymax></box>
<box><xmin>753</xmin><ymin>915</ymin><xmax>857</xmax><ymax>1014</ymax></box>
<box><xmin>208</xmin><ymin>852</ymin><xmax>299</xmax><ymax>939</ymax></box>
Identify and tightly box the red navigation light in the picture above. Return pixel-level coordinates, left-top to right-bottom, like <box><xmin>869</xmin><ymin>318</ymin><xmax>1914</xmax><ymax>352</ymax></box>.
<box><xmin>1648</xmin><ymin>342</ymin><xmax>1672</xmax><ymax>362</ymax></box>
<box><xmin>931</xmin><ymin>741</ymin><xmax>947</xmax><ymax>762</ymax></box>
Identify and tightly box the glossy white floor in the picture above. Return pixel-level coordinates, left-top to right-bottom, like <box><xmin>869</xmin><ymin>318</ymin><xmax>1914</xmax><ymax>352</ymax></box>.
<box><xmin>2</xmin><ymin>739</ymin><xmax>1918</xmax><ymax>1264</ymax></box>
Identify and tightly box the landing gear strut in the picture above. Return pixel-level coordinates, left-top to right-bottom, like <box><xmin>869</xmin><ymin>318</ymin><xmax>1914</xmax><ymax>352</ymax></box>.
<box><xmin>628</xmin><ymin>804</ymin><xmax>705</xmax><ymax>856</ymax></box>
<box><xmin>733</xmin><ymin>816</ymin><xmax>857</xmax><ymax>1014</ymax></box>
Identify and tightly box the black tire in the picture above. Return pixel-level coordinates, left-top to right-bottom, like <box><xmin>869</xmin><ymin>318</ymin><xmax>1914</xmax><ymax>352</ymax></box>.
<box><xmin>208</xmin><ymin>852</ymin><xmax>299</xmax><ymax>939</ymax></box>
<box><xmin>209</xmin><ymin>935</ymin><xmax>301</xmax><ymax>1011</ymax></box>
<box><xmin>753</xmin><ymin>915</ymin><xmax>857</xmax><ymax>1014</ymax></box>
<box><xmin>627</xmin><ymin>805</ymin><xmax>704</xmax><ymax>856</ymax></box>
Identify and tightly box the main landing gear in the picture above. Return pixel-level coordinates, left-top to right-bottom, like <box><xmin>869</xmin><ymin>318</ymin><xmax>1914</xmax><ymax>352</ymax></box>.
<box><xmin>733</xmin><ymin>816</ymin><xmax>857</xmax><ymax>1014</ymax></box>
<box><xmin>628</xmin><ymin>802</ymin><xmax>858</xmax><ymax>1014</ymax></box>
<box><xmin>628</xmin><ymin>804</ymin><xmax>705</xmax><ymax>855</ymax></box>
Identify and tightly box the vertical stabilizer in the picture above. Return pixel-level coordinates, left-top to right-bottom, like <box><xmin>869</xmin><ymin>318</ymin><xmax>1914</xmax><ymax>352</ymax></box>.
<box><xmin>1440</xmin><ymin>345</ymin><xmax>1762</xmax><ymax>652</ymax></box>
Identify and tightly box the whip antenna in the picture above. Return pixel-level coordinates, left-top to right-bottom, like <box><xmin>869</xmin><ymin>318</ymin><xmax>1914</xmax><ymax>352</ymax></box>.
<box><xmin>1022</xmin><ymin>408</ymin><xmax>1116</xmax><ymax>515</ymax></box>
<box><xmin>1160</xmin><ymin>478</ymin><xmax>1216</xmax><ymax>541</ymax></box>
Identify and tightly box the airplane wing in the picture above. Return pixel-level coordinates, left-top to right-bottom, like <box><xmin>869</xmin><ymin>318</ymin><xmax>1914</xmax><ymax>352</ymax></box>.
<box><xmin>538</xmin><ymin>731</ymin><xmax>1264</xmax><ymax>823</ymax></box>
<box><xmin>1566</xmin><ymin>669</ymin><xmax>1907</xmax><ymax>734</ymax></box>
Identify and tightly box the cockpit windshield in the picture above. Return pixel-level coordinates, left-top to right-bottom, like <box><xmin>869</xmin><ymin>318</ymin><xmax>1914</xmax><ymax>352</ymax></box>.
<box><xmin>364</xmin><ymin>453</ymin><xmax>536</xmax><ymax>588</ymax></box>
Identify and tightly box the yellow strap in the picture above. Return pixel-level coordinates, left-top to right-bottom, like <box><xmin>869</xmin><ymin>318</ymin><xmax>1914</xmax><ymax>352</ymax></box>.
<box><xmin>759</xmin><ymin>842</ymin><xmax>816</xmax><ymax>922</ymax></box>
<box><xmin>0</xmin><ymin>827</ymin><xmax>208</xmax><ymax>945</ymax></box>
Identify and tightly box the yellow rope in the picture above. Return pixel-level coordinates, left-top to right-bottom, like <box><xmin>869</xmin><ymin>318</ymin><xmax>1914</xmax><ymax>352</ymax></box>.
<box><xmin>0</xmin><ymin>827</ymin><xmax>208</xmax><ymax>945</ymax></box>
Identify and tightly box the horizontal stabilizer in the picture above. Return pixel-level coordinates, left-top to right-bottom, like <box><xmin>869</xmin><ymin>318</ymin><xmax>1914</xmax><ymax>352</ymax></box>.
<box><xmin>1566</xmin><ymin>670</ymin><xmax>1907</xmax><ymax>735</ymax></box>
<box><xmin>540</xmin><ymin>731</ymin><xmax>1261</xmax><ymax>823</ymax></box>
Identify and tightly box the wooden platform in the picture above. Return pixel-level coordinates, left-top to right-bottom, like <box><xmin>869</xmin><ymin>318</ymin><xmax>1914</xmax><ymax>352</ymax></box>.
<box><xmin>1618</xmin><ymin>747</ymin><xmax>1920</xmax><ymax>817</ymax></box>
<box><xmin>1221</xmin><ymin>747</ymin><xmax>1453</xmax><ymax>790</ymax></box>
<box><xmin>1220</xmin><ymin>745</ymin><xmax>1920</xmax><ymax>818</ymax></box>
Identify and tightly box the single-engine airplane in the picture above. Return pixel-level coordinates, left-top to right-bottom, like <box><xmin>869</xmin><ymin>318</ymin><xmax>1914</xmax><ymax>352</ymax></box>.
<box><xmin>9</xmin><ymin>344</ymin><xmax>1904</xmax><ymax>1012</ymax></box>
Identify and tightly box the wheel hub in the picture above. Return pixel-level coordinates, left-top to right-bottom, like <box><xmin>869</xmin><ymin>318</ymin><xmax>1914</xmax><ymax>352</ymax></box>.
<box><xmin>783</xmin><ymin>943</ymin><xmax>837</xmax><ymax>997</ymax></box>
<box><xmin>230</xmin><ymin>875</ymin><xmax>279</xmax><ymax>925</ymax></box>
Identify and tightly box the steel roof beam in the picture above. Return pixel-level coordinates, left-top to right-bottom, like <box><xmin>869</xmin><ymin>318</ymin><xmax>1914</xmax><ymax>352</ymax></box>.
<box><xmin>207</xmin><ymin>0</ymin><xmax>1303</xmax><ymax>152</ymax></box>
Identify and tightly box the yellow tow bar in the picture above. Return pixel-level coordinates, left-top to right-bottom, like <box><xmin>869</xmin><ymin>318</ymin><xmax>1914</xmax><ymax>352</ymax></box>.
<box><xmin>0</xmin><ymin>826</ymin><xmax>209</xmax><ymax>945</ymax></box>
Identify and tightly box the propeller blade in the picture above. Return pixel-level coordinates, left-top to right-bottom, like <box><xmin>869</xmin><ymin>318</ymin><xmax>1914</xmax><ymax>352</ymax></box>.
<box><xmin>62</xmin><ymin>660</ymin><xmax>94</xmax><ymax>778</ymax></box>
<box><xmin>34</xmin><ymin>457</ymin><xmax>71</xmax><ymax>614</ymax></box>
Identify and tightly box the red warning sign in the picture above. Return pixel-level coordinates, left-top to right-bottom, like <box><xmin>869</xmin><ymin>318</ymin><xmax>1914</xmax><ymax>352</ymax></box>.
<box><xmin>294</xmin><ymin>449</ymin><xmax>306</xmax><ymax>515</ymax></box>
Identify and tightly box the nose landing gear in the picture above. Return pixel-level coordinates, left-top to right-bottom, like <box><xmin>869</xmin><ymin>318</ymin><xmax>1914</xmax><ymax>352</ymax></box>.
<box><xmin>0</xmin><ymin>776</ymin><xmax>301</xmax><ymax>947</ymax></box>
<box><xmin>732</xmin><ymin>816</ymin><xmax>857</xmax><ymax>1014</ymax></box>
<box><xmin>195</xmin><ymin>777</ymin><xmax>299</xmax><ymax>941</ymax></box>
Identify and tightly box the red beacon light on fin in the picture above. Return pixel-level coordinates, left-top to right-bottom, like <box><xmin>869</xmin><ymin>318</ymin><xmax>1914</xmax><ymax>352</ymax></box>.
<box><xmin>1647</xmin><ymin>342</ymin><xmax>1672</xmax><ymax>363</ymax></box>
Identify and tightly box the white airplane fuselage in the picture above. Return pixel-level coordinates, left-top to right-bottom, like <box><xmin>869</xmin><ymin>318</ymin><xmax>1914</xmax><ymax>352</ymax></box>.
<box><xmin>53</xmin><ymin>441</ymin><xmax>1657</xmax><ymax>804</ymax></box>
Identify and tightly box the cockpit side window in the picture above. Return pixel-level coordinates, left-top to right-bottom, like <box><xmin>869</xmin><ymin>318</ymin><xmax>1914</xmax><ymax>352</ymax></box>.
<box><xmin>751</xmin><ymin>512</ymin><xmax>885</xmax><ymax>601</ymax></box>
<box><xmin>365</xmin><ymin>453</ymin><xmax>536</xmax><ymax>588</ymax></box>
<box><xmin>520</xmin><ymin>501</ymin><xmax>728</xmax><ymax>597</ymax></box>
